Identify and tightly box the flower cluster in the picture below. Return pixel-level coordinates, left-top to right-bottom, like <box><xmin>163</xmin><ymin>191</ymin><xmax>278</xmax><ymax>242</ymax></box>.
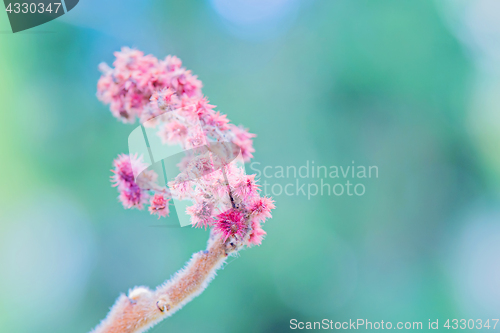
<box><xmin>100</xmin><ymin>47</ymin><xmax>274</xmax><ymax>247</ymax></box>
<box><xmin>97</xmin><ymin>47</ymin><xmax>201</xmax><ymax>123</ymax></box>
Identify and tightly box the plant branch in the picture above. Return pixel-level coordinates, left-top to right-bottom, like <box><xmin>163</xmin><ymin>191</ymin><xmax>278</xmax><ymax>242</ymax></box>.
<box><xmin>90</xmin><ymin>235</ymin><xmax>233</xmax><ymax>333</ymax></box>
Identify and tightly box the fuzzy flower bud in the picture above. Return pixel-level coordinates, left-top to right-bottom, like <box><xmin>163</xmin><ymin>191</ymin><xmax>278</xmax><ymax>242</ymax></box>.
<box><xmin>111</xmin><ymin>154</ymin><xmax>150</xmax><ymax>209</ymax></box>
<box><xmin>213</xmin><ymin>208</ymin><xmax>247</xmax><ymax>242</ymax></box>
<box><xmin>248</xmin><ymin>219</ymin><xmax>267</xmax><ymax>246</ymax></box>
<box><xmin>149</xmin><ymin>193</ymin><xmax>170</xmax><ymax>218</ymax></box>
<box><xmin>249</xmin><ymin>197</ymin><xmax>276</xmax><ymax>223</ymax></box>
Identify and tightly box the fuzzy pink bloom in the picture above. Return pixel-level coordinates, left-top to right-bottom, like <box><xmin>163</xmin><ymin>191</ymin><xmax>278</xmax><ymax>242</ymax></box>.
<box><xmin>203</xmin><ymin>110</ymin><xmax>230</xmax><ymax>131</ymax></box>
<box><xmin>111</xmin><ymin>154</ymin><xmax>135</xmax><ymax>187</ymax></box>
<box><xmin>213</xmin><ymin>208</ymin><xmax>247</xmax><ymax>241</ymax></box>
<box><xmin>230</xmin><ymin>125</ymin><xmax>256</xmax><ymax>162</ymax></box>
<box><xmin>208</xmin><ymin>169</ymin><xmax>231</xmax><ymax>200</ymax></box>
<box><xmin>97</xmin><ymin>47</ymin><xmax>203</xmax><ymax>123</ymax></box>
<box><xmin>168</xmin><ymin>174</ymin><xmax>193</xmax><ymax>199</ymax></box>
<box><xmin>92</xmin><ymin>48</ymin><xmax>277</xmax><ymax>333</ymax></box>
<box><xmin>119</xmin><ymin>183</ymin><xmax>149</xmax><ymax>209</ymax></box>
<box><xmin>151</xmin><ymin>88</ymin><xmax>178</xmax><ymax>111</ymax></box>
<box><xmin>100</xmin><ymin>48</ymin><xmax>272</xmax><ymax>245</ymax></box>
<box><xmin>248</xmin><ymin>219</ymin><xmax>266</xmax><ymax>246</ymax></box>
<box><xmin>98</xmin><ymin>48</ymin><xmax>255</xmax><ymax>162</ymax></box>
<box><xmin>111</xmin><ymin>154</ymin><xmax>149</xmax><ymax>209</ymax></box>
<box><xmin>193</xmin><ymin>97</ymin><xmax>215</xmax><ymax>117</ymax></box>
<box><xmin>232</xmin><ymin>174</ymin><xmax>259</xmax><ymax>200</ymax></box>
<box><xmin>184</xmin><ymin>153</ymin><xmax>214</xmax><ymax>179</ymax></box>
<box><xmin>140</xmin><ymin>88</ymin><xmax>180</xmax><ymax>124</ymax></box>
<box><xmin>165</xmin><ymin>55</ymin><xmax>182</xmax><ymax>71</ymax></box>
<box><xmin>159</xmin><ymin>120</ymin><xmax>188</xmax><ymax>144</ymax></box>
<box><xmin>186</xmin><ymin>201</ymin><xmax>214</xmax><ymax>229</ymax></box>
<box><xmin>149</xmin><ymin>193</ymin><xmax>170</xmax><ymax>218</ymax></box>
<box><xmin>170</xmin><ymin>70</ymin><xmax>202</xmax><ymax>97</ymax></box>
<box><xmin>207</xmin><ymin>164</ymin><xmax>241</xmax><ymax>199</ymax></box>
<box><xmin>111</xmin><ymin>154</ymin><xmax>147</xmax><ymax>187</ymax></box>
<box><xmin>249</xmin><ymin>197</ymin><xmax>275</xmax><ymax>223</ymax></box>
<box><xmin>185</xmin><ymin>130</ymin><xmax>207</xmax><ymax>149</ymax></box>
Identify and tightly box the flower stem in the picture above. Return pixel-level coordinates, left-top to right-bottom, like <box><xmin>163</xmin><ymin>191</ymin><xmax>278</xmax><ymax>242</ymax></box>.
<box><xmin>90</xmin><ymin>236</ymin><xmax>229</xmax><ymax>333</ymax></box>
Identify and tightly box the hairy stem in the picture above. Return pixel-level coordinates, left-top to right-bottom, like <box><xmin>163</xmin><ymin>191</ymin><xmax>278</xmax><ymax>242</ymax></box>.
<box><xmin>91</xmin><ymin>236</ymin><xmax>230</xmax><ymax>333</ymax></box>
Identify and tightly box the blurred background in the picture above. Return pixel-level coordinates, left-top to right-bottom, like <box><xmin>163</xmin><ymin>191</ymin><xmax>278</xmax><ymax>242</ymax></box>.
<box><xmin>1</xmin><ymin>0</ymin><xmax>500</xmax><ymax>332</ymax></box>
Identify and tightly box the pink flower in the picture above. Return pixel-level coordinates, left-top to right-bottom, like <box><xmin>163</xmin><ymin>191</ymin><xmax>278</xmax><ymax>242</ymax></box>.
<box><xmin>151</xmin><ymin>88</ymin><xmax>178</xmax><ymax>111</ymax></box>
<box><xmin>172</xmin><ymin>70</ymin><xmax>202</xmax><ymax>97</ymax></box>
<box><xmin>185</xmin><ymin>130</ymin><xmax>207</xmax><ymax>149</ymax></box>
<box><xmin>99</xmin><ymin>48</ymin><xmax>274</xmax><ymax>249</ymax></box>
<box><xmin>113</xmin><ymin>47</ymin><xmax>145</xmax><ymax>68</ymax></box>
<box><xmin>119</xmin><ymin>183</ymin><xmax>149</xmax><ymax>209</ymax></box>
<box><xmin>168</xmin><ymin>174</ymin><xmax>193</xmax><ymax>199</ymax></box>
<box><xmin>249</xmin><ymin>197</ymin><xmax>275</xmax><ymax>223</ymax></box>
<box><xmin>111</xmin><ymin>154</ymin><xmax>146</xmax><ymax>189</ymax></box>
<box><xmin>232</xmin><ymin>174</ymin><xmax>259</xmax><ymax>200</ymax></box>
<box><xmin>203</xmin><ymin>110</ymin><xmax>230</xmax><ymax>131</ymax></box>
<box><xmin>208</xmin><ymin>169</ymin><xmax>231</xmax><ymax>200</ymax></box>
<box><xmin>97</xmin><ymin>47</ymin><xmax>203</xmax><ymax>123</ymax></box>
<box><xmin>185</xmin><ymin>153</ymin><xmax>214</xmax><ymax>179</ymax></box>
<box><xmin>194</xmin><ymin>97</ymin><xmax>215</xmax><ymax>117</ymax></box>
<box><xmin>149</xmin><ymin>193</ymin><xmax>170</xmax><ymax>218</ymax></box>
<box><xmin>230</xmin><ymin>125</ymin><xmax>256</xmax><ymax>162</ymax></box>
<box><xmin>213</xmin><ymin>208</ymin><xmax>247</xmax><ymax>241</ymax></box>
<box><xmin>248</xmin><ymin>219</ymin><xmax>266</xmax><ymax>246</ymax></box>
<box><xmin>159</xmin><ymin>120</ymin><xmax>188</xmax><ymax>144</ymax></box>
<box><xmin>111</xmin><ymin>154</ymin><xmax>149</xmax><ymax>209</ymax></box>
<box><xmin>208</xmin><ymin>164</ymin><xmax>241</xmax><ymax>199</ymax></box>
<box><xmin>186</xmin><ymin>202</ymin><xmax>214</xmax><ymax>229</ymax></box>
<box><xmin>164</xmin><ymin>55</ymin><xmax>182</xmax><ymax>72</ymax></box>
<box><xmin>111</xmin><ymin>154</ymin><xmax>135</xmax><ymax>187</ymax></box>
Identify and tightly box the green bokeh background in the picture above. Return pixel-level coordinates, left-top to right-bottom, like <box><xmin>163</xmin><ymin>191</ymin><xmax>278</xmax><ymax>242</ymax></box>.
<box><xmin>1</xmin><ymin>0</ymin><xmax>500</xmax><ymax>332</ymax></box>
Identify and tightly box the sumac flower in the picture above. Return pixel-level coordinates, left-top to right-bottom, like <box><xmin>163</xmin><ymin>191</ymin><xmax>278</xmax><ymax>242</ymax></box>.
<box><xmin>249</xmin><ymin>197</ymin><xmax>276</xmax><ymax>223</ymax></box>
<box><xmin>232</xmin><ymin>174</ymin><xmax>260</xmax><ymax>200</ymax></box>
<box><xmin>186</xmin><ymin>201</ymin><xmax>214</xmax><ymax>229</ymax></box>
<box><xmin>111</xmin><ymin>154</ymin><xmax>150</xmax><ymax>209</ymax></box>
<box><xmin>248</xmin><ymin>219</ymin><xmax>267</xmax><ymax>246</ymax></box>
<box><xmin>213</xmin><ymin>208</ymin><xmax>247</xmax><ymax>242</ymax></box>
<box><xmin>149</xmin><ymin>193</ymin><xmax>170</xmax><ymax>218</ymax></box>
<box><xmin>230</xmin><ymin>124</ymin><xmax>256</xmax><ymax>162</ymax></box>
<box><xmin>93</xmin><ymin>48</ymin><xmax>276</xmax><ymax>333</ymax></box>
<box><xmin>103</xmin><ymin>48</ymin><xmax>275</xmax><ymax>244</ymax></box>
<box><xmin>159</xmin><ymin>120</ymin><xmax>188</xmax><ymax>144</ymax></box>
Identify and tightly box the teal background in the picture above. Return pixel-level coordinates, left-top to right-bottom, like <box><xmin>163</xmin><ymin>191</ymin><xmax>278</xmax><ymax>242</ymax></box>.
<box><xmin>1</xmin><ymin>0</ymin><xmax>500</xmax><ymax>332</ymax></box>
